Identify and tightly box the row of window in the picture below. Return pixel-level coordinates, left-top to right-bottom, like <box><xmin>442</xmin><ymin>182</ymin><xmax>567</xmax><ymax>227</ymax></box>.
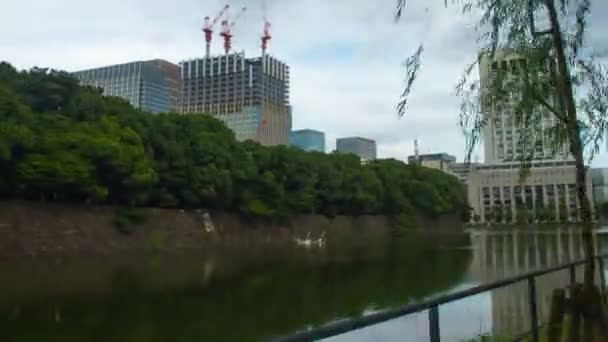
<box><xmin>482</xmin><ymin>184</ymin><xmax>577</xmax><ymax>201</ymax></box>
<box><xmin>489</xmin><ymin>57</ymin><xmax>553</xmax><ymax>74</ymax></box>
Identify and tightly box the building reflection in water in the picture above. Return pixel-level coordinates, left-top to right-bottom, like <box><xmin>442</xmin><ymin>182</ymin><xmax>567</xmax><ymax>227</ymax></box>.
<box><xmin>469</xmin><ymin>228</ymin><xmax>605</xmax><ymax>338</ymax></box>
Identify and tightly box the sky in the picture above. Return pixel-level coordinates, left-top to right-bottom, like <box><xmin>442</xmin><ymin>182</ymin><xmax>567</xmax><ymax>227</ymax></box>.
<box><xmin>1</xmin><ymin>0</ymin><xmax>607</xmax><ymax>165</ymax></box>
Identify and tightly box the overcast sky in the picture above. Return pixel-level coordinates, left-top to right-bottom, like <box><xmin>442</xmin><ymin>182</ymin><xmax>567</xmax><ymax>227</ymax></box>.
<box><xmin>1</xmin><ymin>0</ymin><xmax>607</xmax><ymax>165</ymax></box>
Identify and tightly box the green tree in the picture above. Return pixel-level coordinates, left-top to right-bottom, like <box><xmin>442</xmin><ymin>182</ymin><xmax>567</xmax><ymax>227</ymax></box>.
<box><xmin>540</xmin><ymin>205</ymin><xmax>557</xmax><ymax>223</ymax></box>
<box><xmin>559</xmin><ymin>199</ymin><xmax>569</xmax><ymax>223</ymax></box>
<box><xmin>515</xmin><ymin>205</ymin><xmax>530</xmax><ymax>225</ymax></box>
<box><xmin>0</xmin><ymin>63</ymin><xmax>470</xmax><ymax>225</ymax></box>
<box><xmin>492</xmin><ymin>206</ymin><xmax>504</xmax><ymax>224</ymax></box>
<box><xmin>503</xmin><ymin>205</ymin><xmax>513</xmax><ymax>223</ymax></box>
<box><xmin>395</xmin><ymin>0</ymin><xmax>606</xmax><ymax>290</ymax></box>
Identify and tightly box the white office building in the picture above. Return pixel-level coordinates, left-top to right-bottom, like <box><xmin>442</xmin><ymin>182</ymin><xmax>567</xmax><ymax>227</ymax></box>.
<box><xmin>468</xmin><ymin>50</ymin><xmax>593</xmax><ymax>223</ymax></box>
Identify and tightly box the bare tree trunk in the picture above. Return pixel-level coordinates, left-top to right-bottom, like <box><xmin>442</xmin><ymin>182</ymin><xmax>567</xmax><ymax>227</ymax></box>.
<box><xmin>543</xmin><ymin>0</ymin><xmax>596</xmax><ymax>287</ymax></box>
<box><xmin>543</xmin><ymin>1</ymin><xmax>605</xmax><ymax>339</ymax></box>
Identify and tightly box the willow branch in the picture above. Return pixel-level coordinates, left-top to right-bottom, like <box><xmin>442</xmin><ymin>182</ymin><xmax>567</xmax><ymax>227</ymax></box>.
<box><xmin>533</xmin><ymin>91</ymin><xmax>567</xmax><ymax>122</ymax></box>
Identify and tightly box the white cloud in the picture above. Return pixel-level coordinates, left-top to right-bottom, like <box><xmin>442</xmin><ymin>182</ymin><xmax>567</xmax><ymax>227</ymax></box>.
<box><xmin>1</xmin><ymin>0</ymin><xmax>607</xmax><ymax>165</ymax></box>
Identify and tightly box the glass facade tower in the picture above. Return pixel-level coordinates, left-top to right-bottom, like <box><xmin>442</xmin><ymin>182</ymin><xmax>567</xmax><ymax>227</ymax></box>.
<box><xmin>289</xmin><ymin>129</ymin><xmax>325</xmax><ymax>152</ymax></box>
<box><xmin>72</xmin><ymin>59</ymin><xmax>180</xmax><ymax>114</ymax></box>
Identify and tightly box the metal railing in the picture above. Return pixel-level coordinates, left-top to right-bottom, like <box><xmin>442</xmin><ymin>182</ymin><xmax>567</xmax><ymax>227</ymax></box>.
<box><xmin>267</xmin><ymin>255</ymin><xmax>607</xmax><ymax>342</ymax></box>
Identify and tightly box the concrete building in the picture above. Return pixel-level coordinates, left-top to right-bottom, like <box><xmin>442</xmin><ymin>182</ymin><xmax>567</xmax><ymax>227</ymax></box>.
<box><xmin>407</xmin><ymin>153</ymin><xmax>456</xmax><ymax>172</ymax></box>
<box><xmin>289</xmin><ymin>129</ymin><xmax>325</xmax><ymax>152</ymax></box>
<box><xmin>467</xmin><ymin>160</ymin><xmax>593</xmax><ymax>223</ymax></box>
<box><xmin>592</xmin><ymin>168</ymin><xmax>608</xmax><ymax>206</ymax></box>
<box><xmin>406</xmin><ymin>153</ymin><xmax>477</xmax><ymax>184</ymax></box>
<box><xmin>180</xmin><ymin>52</ymin><xmax>291</xmax><ymax>145</ymax></box>
<box><xmin>478</xmin><ymin>51</ymin><xmax>570</xmax><ymax>163</ymax></box>
<box><xmin>466</xmin><ymin>50</ymin><xmax>594</xmax><ymax>223</ymax></box>
<box><xmin>73</xmin><ymin>59</ymin><xmax>180</xmax><ymax>113</ymax></box>
<box><xmin>448</xmin><ymin>162</ymin><xmax>479</xmax><ymax>184</ymax></box>
<box><xmin>336</xmin><ymin>137</ymin><xmax>377</xmax><ymax>161</ymax></box>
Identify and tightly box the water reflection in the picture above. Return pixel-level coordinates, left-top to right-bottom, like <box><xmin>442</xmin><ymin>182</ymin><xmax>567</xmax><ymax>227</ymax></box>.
<box><xmin>1</xmin><ymin>227</ymin><xmax>602</xmax><ymax>342</ymax></box>
<box><xmin>0</xmin><ymin>230</ymin><xmax>471</xmax><ymax>342</ymax></box>
<box><xmin>328</xmin><ymin>227</ymin><xmax>605</xmax><ymax>342</ymax></box>
<box><xmin>469</xmin><ymin>228</ymin><xmax>603</xmax><ymax>339</ymax></box>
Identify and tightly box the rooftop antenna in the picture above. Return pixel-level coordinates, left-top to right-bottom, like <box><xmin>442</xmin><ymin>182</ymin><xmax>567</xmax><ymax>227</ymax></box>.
<box><xmin>220</xmin><ymin>6</ymin><xmax>247</xmax><ymax>55</ymax></box>
<box><xmin>203</xmin><ymin>4</ymin><xmax>230</xmax><ymax>58</ymax></box>
<box><xmin>414</xmin><ymin>138</ymin><xmax>420</xmax><ymax>165</ymax></box>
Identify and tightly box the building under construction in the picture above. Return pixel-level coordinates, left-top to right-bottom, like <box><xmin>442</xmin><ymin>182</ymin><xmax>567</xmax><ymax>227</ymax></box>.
<box><xmin>180</xmin><ymin>53</ymin><xmax>291</xmax><ymax>145</ymax></box>
<box><xmin>180</xmin><ymin>4</ymin><xmax>291</xmax><ymax>145</ymax></box>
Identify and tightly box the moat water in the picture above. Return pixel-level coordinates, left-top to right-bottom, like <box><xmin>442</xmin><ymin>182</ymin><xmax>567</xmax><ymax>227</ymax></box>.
<box><xmin>1</xmin><ymin>227</ymin><xmax>606</xmax><ymax>342</ymax></box>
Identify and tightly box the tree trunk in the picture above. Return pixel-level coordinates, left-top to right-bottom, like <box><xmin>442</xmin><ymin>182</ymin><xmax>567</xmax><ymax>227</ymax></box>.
<box><xmin>543</xmin><ymin>0</ymin><xmax>596</xmax><ymax>287</ymax></box>
<box><xmin>543</xmin><ymin>1</ymin><xmax>604</xmax><ymax>339</ymax></box>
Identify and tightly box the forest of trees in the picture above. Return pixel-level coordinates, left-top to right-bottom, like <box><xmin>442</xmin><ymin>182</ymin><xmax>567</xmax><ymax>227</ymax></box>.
<box><xmin>0</xmin><ymin>62</ymin><xmax>469</xmax><ymax>222</ymax></box>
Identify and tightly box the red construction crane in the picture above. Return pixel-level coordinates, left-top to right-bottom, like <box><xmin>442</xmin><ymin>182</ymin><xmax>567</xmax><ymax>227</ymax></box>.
<box><xmin>219</xmin><ymin>6</ymin><xmax>247</xmax><ymax>55</ymax></box>
<box><xmin>261</xmin><ymin>20</ymin><xmax>271</xmax><ymax>56</ymax></box>
<box><xmin>203</xmin><ymin>4</ymin><xmax>229</xmax><ymax>58</ymax></box>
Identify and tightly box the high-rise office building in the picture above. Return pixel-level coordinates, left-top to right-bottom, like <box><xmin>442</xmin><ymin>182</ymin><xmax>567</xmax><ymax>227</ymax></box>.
<box><xmin>336</xmin><ymin>137</ymin><xmax>377</xmax><ymax>161</ymax></box>
<box><xmin>478</xmin><ymin>51</ymin><xmax>570</xmax><ymax>163</ymax></box>
<box><xmin>73</xmin><ymin>59</ymin><xmax>180</xmax><ymax>113</ymax></box>
<box><xmin>180</xmin><ymin>52</ymin><xmax>291</xmax><ymax>145</ymax></box>
<box><xmin>289</xmin><ymin>129</ymin><xmax>325</xmax><ymax>152</ymax></box>
<box><xmin>468</xmin><ymin>50</ymin><xmax>593</xmax><ymax>223</ymax></box>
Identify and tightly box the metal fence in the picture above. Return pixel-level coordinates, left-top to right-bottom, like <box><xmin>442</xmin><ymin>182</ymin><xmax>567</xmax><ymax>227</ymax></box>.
<box><xmin>267</xmin><ymin>255</ymin><xmax>607</xmax><ymax>342</ymax></box>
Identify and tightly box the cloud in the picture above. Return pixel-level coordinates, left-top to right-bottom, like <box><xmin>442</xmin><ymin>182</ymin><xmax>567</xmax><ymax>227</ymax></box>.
<box><xmin>1</xmin><ymin>0</ymin><xmax>607</xmax><ymax>165</ymax></box>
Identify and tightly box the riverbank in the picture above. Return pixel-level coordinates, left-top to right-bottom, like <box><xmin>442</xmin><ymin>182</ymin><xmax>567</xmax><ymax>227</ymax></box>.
<box><xmin>0</xmin><ymin>200</ymin><xmax>464</xmax><ymax>258</ymax></box>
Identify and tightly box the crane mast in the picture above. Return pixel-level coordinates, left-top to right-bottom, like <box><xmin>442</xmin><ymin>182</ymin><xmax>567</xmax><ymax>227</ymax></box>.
<box><xmin>261</xmin><ymin>20</ymin><xmax>271</xmax><ymax>56</ymax></box>
<box><xmin>219</xmin><ymin>6</ymin><xmax>247</xmax><ymax>55</ymax></box>
<box><xmin>202</xmin><ymin>4</ymin><xmax>229</xmax><ymax>58</ymax></box>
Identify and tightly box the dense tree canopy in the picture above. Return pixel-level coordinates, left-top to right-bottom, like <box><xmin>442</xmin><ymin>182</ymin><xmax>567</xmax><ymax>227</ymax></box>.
<box><xmin>0</xmin><ymin>62</ymin><xmax>468</xmax><ymax>222</ymax></box>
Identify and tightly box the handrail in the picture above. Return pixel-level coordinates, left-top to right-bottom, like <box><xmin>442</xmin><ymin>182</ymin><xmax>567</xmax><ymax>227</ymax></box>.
<box><xmin>267</xmin><ymin>254</ymin><xmax>607</xmax><ymax>342</ymax></box>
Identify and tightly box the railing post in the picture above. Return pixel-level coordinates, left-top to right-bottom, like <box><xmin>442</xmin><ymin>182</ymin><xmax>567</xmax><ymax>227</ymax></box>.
<box><xmin>428</xmin><ymin>305</ymin><xmax>440</xmax><ymax>342</ymax></box>
<box><xmin>528</xmin><ymin>277</ymin><xmax>539</xmax><ymax>342</ymax></box>
<box><xmin>569</xmin><ymin>264</ymin><xmax>576</xmax><ymax>287</ymax></box>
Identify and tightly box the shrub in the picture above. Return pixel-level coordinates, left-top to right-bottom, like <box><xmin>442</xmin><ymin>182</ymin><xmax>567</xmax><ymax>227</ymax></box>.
<box><xmin>113</xmin><ymin>207</ymin><xmax>146</xmax><ymax>235</ymax></box>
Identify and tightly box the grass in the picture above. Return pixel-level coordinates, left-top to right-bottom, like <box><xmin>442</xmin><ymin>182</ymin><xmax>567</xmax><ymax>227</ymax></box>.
<box><xmin>149</xmin><ymin>229</ymin><xmax>166</xmax><ymax>252</ymax></box>
<box><xmin>113</xmin><ymin>207</ymin><xmax>146</xmax><ymax>235</ymax></box>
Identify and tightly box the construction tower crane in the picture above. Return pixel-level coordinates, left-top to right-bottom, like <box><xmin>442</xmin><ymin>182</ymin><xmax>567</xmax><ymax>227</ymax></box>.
<box><xmin>261</xmin><ymin>20</ymin><xmax>271</xmax><ymax>56</ymax></box>
<box><xmin>260</xmin><ymin>0</ymin><xmax>271</xmax><ymax>56</ymax></box>
<box><xmin>203</xmin><ymin>4</ymin><xmax>229</xmax><ymax>58</ymax></box>
<box><xmin>219</xmin><ymin>6</ymin><xmax>247</xmax><ymax>55</ymax></box>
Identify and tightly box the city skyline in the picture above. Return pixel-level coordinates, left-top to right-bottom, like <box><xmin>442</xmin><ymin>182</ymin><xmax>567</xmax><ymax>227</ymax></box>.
<box><xmin>2</xmin><ymin>0</ymin><xmax>608</xmax><ymax>165</ymax></box>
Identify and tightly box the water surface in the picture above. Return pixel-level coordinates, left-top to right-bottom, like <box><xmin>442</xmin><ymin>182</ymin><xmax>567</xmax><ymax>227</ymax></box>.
<box><xmin>0</xmin><ymin>227</ymin><xmax>605</xmax><ymax>341</ymax></box>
